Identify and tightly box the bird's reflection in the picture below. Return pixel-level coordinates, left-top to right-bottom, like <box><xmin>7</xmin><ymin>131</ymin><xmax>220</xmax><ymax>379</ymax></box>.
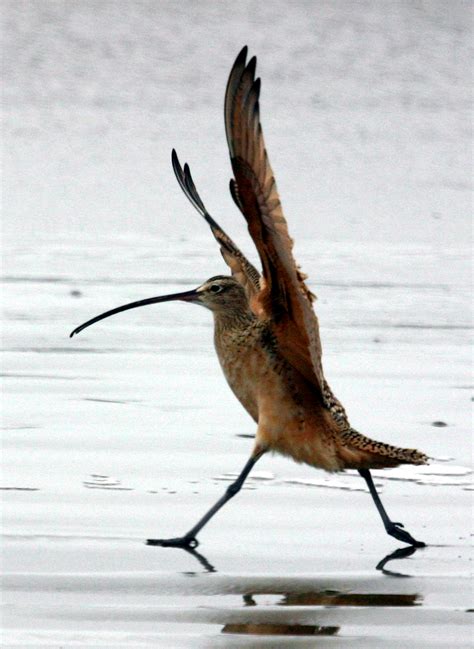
<box><xmin>222</xmin><ymin>623</ymin><xmax>339</xmax><ymax>636</ymax></box>
<box><xmin>222</xmin><ymin>586</ymin><xmax>420</xmax><ymax>636</ymax></box>
<box><xmin>241</xmin><ymin>590</ymin><xmax>419</xmax><ymax>608</ymax></box>
<box><xmin>156</xmin><ymin>541</ymin><xmax>424</xmax><ymax>577</ymax></box>
<box><xmin>180</xmin><ymin>545</ymin><xmax>217</xmax><ymax>573</ymax></box>
<box><xmin>149</xmin><ymin>542</ymin><xmax>424</xmax><ymax>637</ymax></box>
<box><xmin>376</xmin><ymin>544</ymin><xmax>420</xmax><ymax>576</ymax></box>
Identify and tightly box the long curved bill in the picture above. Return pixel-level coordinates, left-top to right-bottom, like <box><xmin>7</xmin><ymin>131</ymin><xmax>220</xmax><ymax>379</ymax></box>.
<box><xmin>69</xmin><ymin>288</ymin><xmax>200</xmax><ymax>338</ymax></box>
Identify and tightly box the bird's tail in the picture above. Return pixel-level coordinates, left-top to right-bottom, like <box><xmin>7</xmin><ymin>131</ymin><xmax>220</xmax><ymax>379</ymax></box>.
<box><xmin>338</xmin><ymin>428</ymin><xmax>428</xmax><ymax>470</ymax></box>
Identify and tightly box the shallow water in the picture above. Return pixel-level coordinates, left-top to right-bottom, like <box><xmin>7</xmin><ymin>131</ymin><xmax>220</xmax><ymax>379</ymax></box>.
<box><xmin>2</xmin><ymin>1</ymin><xmax>472</xmax><ymax>646</ymax></box>
<box><xmin>2</xmin><ymin>236</ymin><xmax>472</xmax><ymax>647</ymax></box>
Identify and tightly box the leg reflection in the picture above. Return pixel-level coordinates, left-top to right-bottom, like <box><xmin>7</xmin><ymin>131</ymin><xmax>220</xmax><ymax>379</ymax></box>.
<box><xmin>147</xmin><ymin>541</ymin><xmax>217</xmax><ymax>573</ymax></box>
<box><xmin>376</xmin><ymin>544</ymin><xmax>419</xmax><ymax>576</ymax></box>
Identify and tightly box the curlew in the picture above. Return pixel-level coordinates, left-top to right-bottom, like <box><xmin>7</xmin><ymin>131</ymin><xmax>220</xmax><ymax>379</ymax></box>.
<box><xmin>71</xmin><ymin>47</ymin><xmax>428</xmax><ymax>550</ymax></box>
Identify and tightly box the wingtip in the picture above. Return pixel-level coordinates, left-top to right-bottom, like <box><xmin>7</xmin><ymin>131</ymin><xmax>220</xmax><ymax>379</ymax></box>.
<box><xmin>253</xmin><ymin>77</ymin><xmax>261</xmax><ymax>98</ymax></box>
<box><xmin>171</xmin><ymin>149</ymin><xmax>184</xmax><ymax>182</ymax></box>
<box><xmin>246</xmin><ymin>55</ymin><xmax>257</xmax><ymax>77</ymax></box>
<box><xmin>235</xmin><ymin>46</ymin><xmax>258</xmax><ymax>74</ymax></box>
<box><xmin>236</xmin><ymin>45</ymin><xmax>248</xmax><ymax>63</ymax></box>
<box><xmin>171</xmin><ymin>149</ymin><xmax>178</xmax><ymax>170</ymax></box>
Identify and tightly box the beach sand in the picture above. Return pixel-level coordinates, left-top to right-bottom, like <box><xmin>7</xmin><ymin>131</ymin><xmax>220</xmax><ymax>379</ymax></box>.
<box><xmin>2</xmin><ymin>236</ymin><xmax>471</xmax><ymax>647</ymax></box>
<box><xmin>2</xmin><ymin>1</ymin><xmax>472</xmax><ymax>646</ymax></box>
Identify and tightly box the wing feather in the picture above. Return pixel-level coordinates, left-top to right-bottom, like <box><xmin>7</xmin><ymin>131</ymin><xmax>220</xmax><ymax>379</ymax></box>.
<box><xmin>171</xmin><ymin>149</ymin><xmax>261</xmax><ymax>298</ymax></box>
<box><xmin>225</xmin><ymin>47</ymin><xmax>326</xmax><ymax>394</ymax></box>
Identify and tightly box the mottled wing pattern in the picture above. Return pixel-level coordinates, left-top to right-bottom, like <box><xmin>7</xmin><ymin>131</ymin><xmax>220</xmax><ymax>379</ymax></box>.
<box><xmin>224</xmin><ymin>47</ymin><xmax>327</xmax><ymax>396</ymax></box>
<box><xmin>171</xmin><ymin>149</ymin><xmax>261</xmax><ymax>299</ymax></box>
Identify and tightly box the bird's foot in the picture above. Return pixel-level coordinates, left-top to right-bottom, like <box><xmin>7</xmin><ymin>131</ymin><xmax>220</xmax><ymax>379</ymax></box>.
<box><xmin>386</xmin><ymin>522</ymin><xmax>425</xmax><ymax>548</ymax></box>
<box><xmin>146</xmin><ymin>536</ymin><xmax>199</xmax><ymax>549</ymax></box>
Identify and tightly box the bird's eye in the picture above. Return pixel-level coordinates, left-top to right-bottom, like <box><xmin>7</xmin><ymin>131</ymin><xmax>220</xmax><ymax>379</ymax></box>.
<box><xmin>209</xmin><ymin>284</ymin><xmax>223</xmax><ymax>294</ymax></box>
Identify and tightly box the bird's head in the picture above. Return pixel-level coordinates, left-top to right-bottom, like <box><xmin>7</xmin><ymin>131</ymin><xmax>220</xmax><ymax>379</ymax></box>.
<box><xmin>70</xmin><ymin>275</ymin><xmax>250</xmax><ymax>337</ymax></box>
<box><xmin>192</xmin><ymin>275</ymin><xmax>249</xmax><ymax>313</ymax></box>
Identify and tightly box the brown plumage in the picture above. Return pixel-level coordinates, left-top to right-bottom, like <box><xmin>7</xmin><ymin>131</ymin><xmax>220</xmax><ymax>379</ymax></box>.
<box><xmin>71</xmin><ymin>47</ymin><xmax>428</xmax><ymax>550</ymax></box>
<box><xmin>172</xmin><ymin>48</ymin><xmax>427</xmax><ymax>474</ymax></box>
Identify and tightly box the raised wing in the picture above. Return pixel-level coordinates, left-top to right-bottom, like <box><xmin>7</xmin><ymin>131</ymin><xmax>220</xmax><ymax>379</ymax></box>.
<box><xmin>225</xmin><ymin>46</ymin><xmax>325</xmax><ymax>394</ymax></box>
<box><xmin>171</xmin><ymin>149</ymin><xmax>261</xmax><ymax>299</ymax></box>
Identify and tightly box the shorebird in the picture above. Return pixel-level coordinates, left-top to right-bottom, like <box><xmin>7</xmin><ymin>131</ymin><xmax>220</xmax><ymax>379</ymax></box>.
<box><xmin>71</xmin><ymin>47</ymin><xmax>427</xmax><ymax>550</ymax></box>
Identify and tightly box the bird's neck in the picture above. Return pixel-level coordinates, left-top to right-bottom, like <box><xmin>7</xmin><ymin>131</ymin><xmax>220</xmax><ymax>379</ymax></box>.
<box><xmin>213</xmin><ymin>308</ymin><xmax>255</xmax><ymax>335</ymax></box>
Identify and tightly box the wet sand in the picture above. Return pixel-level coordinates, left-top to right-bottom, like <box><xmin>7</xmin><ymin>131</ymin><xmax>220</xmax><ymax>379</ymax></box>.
<box><xmin>2</xmin><ymin>2</ymin><xmax>471</xmax><ymax>645</ymax></box>
<box><xmin>2</xmin><ymin>236</ymin><xmax>472</xmax><ymax>647</ymax></box>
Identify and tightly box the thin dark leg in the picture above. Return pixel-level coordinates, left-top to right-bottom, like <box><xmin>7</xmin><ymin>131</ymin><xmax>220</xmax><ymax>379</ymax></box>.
<box><xmin>147</xmin><ymin>450</ymin><xmax>265</xmax><ymax>549</ymax></box>
<box><xmin>358</xmin><ymin>468</ymin><xmax>425</xmax><ymax>548</ymax></box>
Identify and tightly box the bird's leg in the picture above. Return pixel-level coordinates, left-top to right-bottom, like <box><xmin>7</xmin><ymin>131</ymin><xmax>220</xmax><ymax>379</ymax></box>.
<box><xmin>147</xmin><ymin>448</ymin><xmax>266</xmax><ymax>549</ymax></box>
<box><xmin>358</xmin><ymin>468</ymin><xmax>425</xmax><ymax>548</ymax></box>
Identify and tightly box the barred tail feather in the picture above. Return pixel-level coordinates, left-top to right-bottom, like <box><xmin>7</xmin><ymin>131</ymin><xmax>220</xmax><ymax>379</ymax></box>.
<box><xmin>339</xmin><ymin>428</ymin><xmax>429</xmax><ymax>470</ymax></box>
